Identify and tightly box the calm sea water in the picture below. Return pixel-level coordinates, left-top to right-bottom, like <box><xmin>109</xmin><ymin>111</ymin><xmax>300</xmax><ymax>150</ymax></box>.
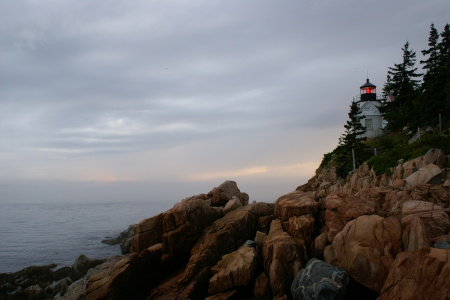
<box><xmin>0</xmin><ymin>201</ymin><xmax>173</xmax><ymax>273</ymax></box>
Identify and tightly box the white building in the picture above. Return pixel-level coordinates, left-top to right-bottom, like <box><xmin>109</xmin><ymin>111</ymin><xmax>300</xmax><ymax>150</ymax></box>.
<box><xmin>356</xmin><ymin>79</ymin><xmax>385</xmax><ymax>138</ymax></box>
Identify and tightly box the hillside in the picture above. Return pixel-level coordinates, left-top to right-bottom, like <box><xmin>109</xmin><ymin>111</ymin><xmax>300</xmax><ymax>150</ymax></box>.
<box><xmin>322</xmin><ymin>126</ymin><xmax>450</xmax><ymax>178</ymax></box>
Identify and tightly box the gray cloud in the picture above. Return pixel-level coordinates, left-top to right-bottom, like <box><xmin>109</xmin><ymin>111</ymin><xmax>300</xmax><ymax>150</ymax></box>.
<box><xmin>1</xmin><ymin>0</ymin><xmax>449</xmax><ymax>201</ymax></box>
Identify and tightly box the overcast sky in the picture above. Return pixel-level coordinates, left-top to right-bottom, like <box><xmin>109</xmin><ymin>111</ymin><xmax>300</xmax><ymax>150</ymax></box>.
<box><xmin>1</xmin><ymin>0</ymin><xmax>449</xmax><ymax>204</ymax></box>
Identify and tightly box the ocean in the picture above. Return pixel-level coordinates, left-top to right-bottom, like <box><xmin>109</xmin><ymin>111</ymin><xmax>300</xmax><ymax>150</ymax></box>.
<box><xmin>0</xmin><ymin>200</ymin><xmax>174</xmax><ymax>274</ymax></box>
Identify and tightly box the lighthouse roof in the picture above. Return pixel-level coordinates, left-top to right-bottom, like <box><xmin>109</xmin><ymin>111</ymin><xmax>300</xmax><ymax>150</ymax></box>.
<box><xmin>360</xmin><ymin>78</ymin><xmax>376</xmax><ymax>89</ymax></box>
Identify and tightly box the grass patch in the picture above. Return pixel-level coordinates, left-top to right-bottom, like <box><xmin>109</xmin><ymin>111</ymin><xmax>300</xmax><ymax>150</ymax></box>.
<box><xmin>322</xmin><ymin>130</ymin><xmax>449</xmax><ymax>177</ymax></box>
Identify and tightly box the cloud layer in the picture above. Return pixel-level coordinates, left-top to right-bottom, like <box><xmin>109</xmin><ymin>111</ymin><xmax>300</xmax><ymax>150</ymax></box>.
<box><xmin>1</xmin><ymin>0</ymin><xmax>449</xmax><ymax>202</ymax></box>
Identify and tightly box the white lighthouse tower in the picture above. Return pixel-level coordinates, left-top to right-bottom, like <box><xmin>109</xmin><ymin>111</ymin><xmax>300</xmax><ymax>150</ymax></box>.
<box><xmin>356</xmin><ymin>79</ymin><xmax>384</xmax><ymax>138</ymax></box>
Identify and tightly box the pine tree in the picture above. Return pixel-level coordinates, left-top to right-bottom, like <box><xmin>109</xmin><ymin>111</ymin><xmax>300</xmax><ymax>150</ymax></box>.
<box><xmin>421</xmin><ymin>24</ymin><xmax>440</xmax><ymax>74</ymax></box>
<box><xmin>381</xmin><ymin>41</ymin><xmax>422</xmax><ymax>130</ymax></box>
<box><xmin>419</xmin><ymin>24</ymin><xmax>447</xmax><ymax>126</ymax></box>
<box><xmin>335</xmin><ymin>101</ymin><xmax>367</xmax><ymax>177</ymax></box>
<box><xmin>339</xmin><ymin>101</ymin><xmax>367</xmax><ymax>150</ymax></box>
<box><xmin>437</xmin><ymin>24</ymin><xmax>450</xmax><ymax>122</ymax></box>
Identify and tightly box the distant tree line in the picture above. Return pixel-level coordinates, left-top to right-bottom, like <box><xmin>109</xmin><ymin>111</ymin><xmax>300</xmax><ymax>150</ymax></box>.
<box><xmin>381</xmin><ymin>23</ymin><xmax>450</xmax><ymax>131</ymax></box>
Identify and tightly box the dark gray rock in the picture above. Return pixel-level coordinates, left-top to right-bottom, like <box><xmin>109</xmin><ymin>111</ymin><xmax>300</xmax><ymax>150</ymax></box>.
<box><xmin>54</xmin><ymin>266</ymin><xmax>74</xmax><ymax>281</ymax></box>
<box><xmin>291</xmin><ymin>258</ymin><xmax>349</xmax><ymax>300</ymax></box>
<box><xmin>243</xmin><ymin>240</ymin><xmax>256</xmax><ymax>248</ymax></box>
<box><xmin>24</xmin><ymin>284</ymin><xmax>45</xmax><ymax>299</ymax></box>
<box><xmin>120</xmin><ymin>234</ymin><xmax>134</xmax><ymax>254</ymax></box>
<box><xmin>102</xmin><ymin>224</ymin><xmax>135</xmax><ymax>254</ymax></box>
<box><xmin>49</xmin><ymin>277</ymin><xmax>72</xmax><ymax>296</ymax></box>
<box><xmin>72</xmin><ymin>254</ymin><xmax>105</xmax><ymax>280</ymax></box>
<box><xmin>434</xmin><ymin>240</ymin><xmax>450</xmax><ymax>250</ymax></box>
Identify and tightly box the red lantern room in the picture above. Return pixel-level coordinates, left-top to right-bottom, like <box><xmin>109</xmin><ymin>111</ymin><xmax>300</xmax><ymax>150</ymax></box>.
<box><xmin>360</xmin><ymin>79</ymin><xmax>376</xmax><ymax>101</ymax></box>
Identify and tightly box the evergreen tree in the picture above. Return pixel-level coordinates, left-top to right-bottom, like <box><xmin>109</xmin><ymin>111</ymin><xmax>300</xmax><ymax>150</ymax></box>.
<box><xmin>339</xmin><ymin>101</ymin><xmax>367</xmax><ymax>150</ymax></box>
<box><xmin>437</xmin><ymin>24</ymin><xmax>450</xmax><ymax>123</ymax></box>
<box><xmin>419</xmin><ymin>23</ymin><xmax>448</xmax><ymax>126</ymax></box>
<box><xmin>381</xmin><ymin>41</ymin><xmax>422</xmax><ymax>130</ymax></box>
<box><xmin>421</xmin><ymin>24</ymin><xmax>440</xmax><ymax>74</ymax></box>
<box><xmin>335</xmin><ymin>101</ymin><xmax>367</xmax><ymax>177</ymax></box>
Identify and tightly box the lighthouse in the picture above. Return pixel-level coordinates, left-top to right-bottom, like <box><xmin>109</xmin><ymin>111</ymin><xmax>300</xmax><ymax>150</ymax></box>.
<box><xmin>356</xmin><ymin>79</ymin><xmax>384</xmax><ymax>138</ymax></box>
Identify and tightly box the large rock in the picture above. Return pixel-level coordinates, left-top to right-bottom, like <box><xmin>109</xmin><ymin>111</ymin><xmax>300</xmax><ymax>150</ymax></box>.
<box><xmin>391</xmin><ymin>149</ymin><xmax>446</xmax><ymax>181</ymax></box>
<box><xmin>325</xmin><ymin>192</ymin><xmax>382</xmax><ymax>219</ymax></box>
<box><xmin>324</xmin><ymin>192</ymin><xmax>382</xmax><ymax>242</ymax></box>
<box><xmin>428</xmin><ymin>185</ymin><xmax>450</xmax><ymax>203</ymax></box>
<box><xmin>131</xmin><ymin>212</ymin><xmax>165</xmax><ymax>253</ymax></box>
<box><xmin>209</xmin><ymin>180</ymin><xmax>249</xmax><ymax>207</ymax></box>
<box><xmin>24</xmin><ymin>285</ymin><xmax>45</xmax><ymax>299</ymax></box>
<box><xmin>148</xmin><ymin>202</ymin><xmax>272</xmax><ymax>299</ymax></box>
<box><xmin>222</xmin><ymin>196</ymin><xmax>242</xmax><ymax>215</ymax></box>
<box><xmin>420</xmin><ymin>148</ymin><xmax>446</xmax><ymax>168</ymax></box>
<box><xmin>408</xmin><ymin>184</ymin><xmax>450</xmax><ymax>204</ymax></box>
<box><xmin>345</xmin><ymin>162</ymin><xmax>376</xmax><ymax>192</ymax></box>
<box><xmin>102</xmin><ymin>224</ymin><xmax>135</xmax><ymax>254</ymax></box>
<box><xmin>352</xmin><ymin>187</ymin><xmax>391</xmax><ymax>213</ymax></box>
<box><xmin>50</xmin><ymin>277</ymin><xmax>73</xmax><ymax>297</ymax></box>
<box><xmin>401</xmin><ymin>200</ymin><xmax>450</xmax><ymax>241</ymax></box>
<box><xmin>402</xmin><ymin>216</ymin><xmax>431</xmax><ymax>251</ymax></box>
<box><xmin>161</xmin><ymin>198</ymin><xmax>223</xmax><ymax>262</ymax></box>
<box><xmin>72</xmin><ymin>255</ymin><xmax>105</xmax><ymax>280</ymax></box>
<box><xmin>379</xmin><ymin>247</ymin><xmax>450</xmax><ymax>300</ymax></box>
<box><xmin>262</xmin><ymin>219</ymin><xmax>303</xmax><ymax>298</ymax></box>
<box><xmin>63</xmin><ymin>256</ymin><xmax>125</xmax><ymax>300</ymax></box>
<box><xmin>286</xmin><ymin>215</ymin><xmax>315</xmax><ymax>246</ymax></box>
<box><xmin>274</xmin><ymin>191</ymin><xmax>318</xmax><ymax>222</ymax></box>
<box><xmin>405</xmin><ymin>163</ymin><xmax>442</xmax><ymax>186</ymax></box>
<box><xmin>297</xmin><ymin>166</ymin><xmax>341</xmax><ymax>195</ymax></box>
<box><xmin>84</xmin><ymin>257</ymin><xmax>133</xmax><ymax>300</ymax></box>
<box><xmin>291</xmin><ymin>258</ymin><xmax>349</xmax><ymax>300</ymax></box>
<box><xmin>208</xmin><ymin>244</ymin><xmax>258</xmax><ymax>295</ymax></box>
<box><xmin>313</xmin><ymin>231</ymin><xmax>328</xmax><ymax>259</ymax></box>
<box><xmin>324</xmin><ymin>215</ymin><xmax>402</xmax><ymax>292</ymax></box>
<box><xmin>185</xmin><ymin>203</ymin><xmax>271</xmax><ymax>278</ymax></box>
<box><xmin>132</xmin><ymin>181</ymin><xmax>250</xmax><ymax>256</ymax></box>
<box><xmin>84</xmin><ymin>246</ymin><xmax>163</xmax><ymax>300</ymax></box>
<box><xmin>253</xmin><ymin>272</ymin><xmax>271</xmax><ymax>300</ymax></box>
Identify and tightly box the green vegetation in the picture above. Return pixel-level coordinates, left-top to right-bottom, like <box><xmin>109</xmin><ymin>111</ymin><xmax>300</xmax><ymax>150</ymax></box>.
<box><xmin>366</xmin><ymin>132</ymin><xmax>450</xmax><ymax>175</ymax></box>
<box><xmin>322</xmin><ymin>130</ymin><xmax>450</xmax><ymax>178</ymax></box>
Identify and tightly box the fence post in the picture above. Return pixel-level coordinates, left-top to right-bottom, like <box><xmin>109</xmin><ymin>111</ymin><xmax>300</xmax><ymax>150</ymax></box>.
<box><xmin>374</xmin><ymin>148</ymin><xmax>377</xmax><ymax>156</ymax></box>
<box><xmin>352</xmin><ymin>148</ymin><xmax>356</xmax><ymax>171</ymax></box>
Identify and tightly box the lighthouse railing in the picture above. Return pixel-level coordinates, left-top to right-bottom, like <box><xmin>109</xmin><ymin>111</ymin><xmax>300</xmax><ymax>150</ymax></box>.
<box><xmin>355</xmin><ymin>94</ymin><xmax>385</xmax><ymax>101</ymax></box>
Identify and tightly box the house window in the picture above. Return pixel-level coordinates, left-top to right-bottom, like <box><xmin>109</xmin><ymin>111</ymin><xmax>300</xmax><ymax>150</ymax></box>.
<box><xmin>365</xmin><ymin>119</ymin><xmax>373</xmax><ymax>131</ymax></box>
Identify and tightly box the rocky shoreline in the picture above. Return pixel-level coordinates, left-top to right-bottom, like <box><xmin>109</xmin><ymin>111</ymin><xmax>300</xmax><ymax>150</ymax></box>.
<box><xmin>0</xmin><ymin>224</ymin><xmax>134</xmax><ymax>299</ymax></box>
<box><xmin>2</xmin><ymin>148</ymin><xmax>450</xmax><ymax>299</ymax></box>
<box><xmin>0</xmin><ymin>254</ymin><xmax>108</xmax><ymax>299</ymax></box>
<box><xmin>101</xmin><ymin>224</ymin><xmax>135</xmax><ymax>255</ymax></box>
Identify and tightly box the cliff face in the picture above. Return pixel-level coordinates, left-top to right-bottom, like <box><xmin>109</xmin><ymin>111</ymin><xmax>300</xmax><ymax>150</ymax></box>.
<box><xmin>78</xmin><ymin>149</ymin><xmax>450</xmax><ymax>299</ymax></box>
